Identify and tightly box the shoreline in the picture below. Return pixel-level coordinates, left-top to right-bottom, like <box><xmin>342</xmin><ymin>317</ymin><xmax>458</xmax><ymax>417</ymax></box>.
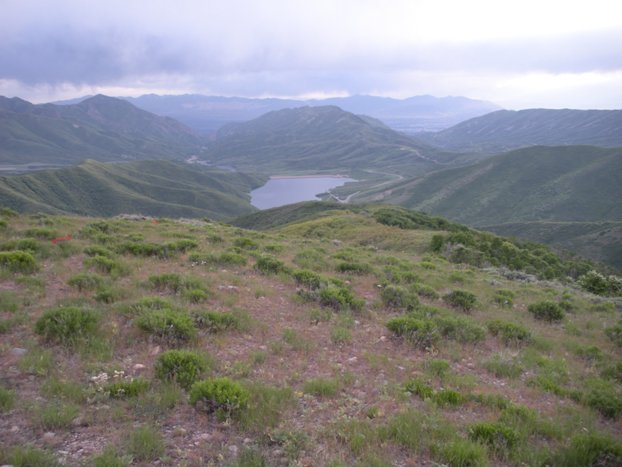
<box><xmin>270</xmin><ymin>174</ymin><xmax>349</xmax><ymax>180</ymax></box>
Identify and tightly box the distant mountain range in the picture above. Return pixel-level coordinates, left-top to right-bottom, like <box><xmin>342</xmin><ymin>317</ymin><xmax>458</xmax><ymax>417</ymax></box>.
<box><xmin>0</xmin><ymin>95</ymin><xmax>204</xmax><ymax>166</ymax></box>
<box><xmin>0</xmin><ymin>160</ymin><xmax>265</xmax><ymax>219</ymax></box>
<box><xmin>419</xmin><ymin>109</ymin><xmax>622</xmax><ymax>153</ymax></box>
<box><xmin>201</xmin><ymin>105</ymin><xmax>456</xmax><ymax>175</ymax></box>
<box><xmin>54</xmin><ymin>94</ymin><xmax>502</xmax><ymax>134</ymax></box>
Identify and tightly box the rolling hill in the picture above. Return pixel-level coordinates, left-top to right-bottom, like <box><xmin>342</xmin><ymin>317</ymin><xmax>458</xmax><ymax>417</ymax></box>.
<box><xmin>355</xmin><ymin>145</ymin><xmax>622</xmax><ymax>268</ymax></box>
<box><xmin>0</xmin><ymin>95</ymin><xmax>205</xmax><ymax>166</ymax></box>
<box><xmin>419</xmin><ymin>109</ymin><xmax>622</xmax><ymax>153</ymax></box>
<box><xmin>0</xmin><ymin>160</ymin><xmax>265</xmax><ymax>219</ymax></box>
<box><xmin>202</xmin><ymin>106</ymin><xmax>454</xmax><ymax>175</ymax></box>
<box><xmin>57</xmin><ymin>94</ymin><xmax>501</xmax><ymax>134</ymax></box>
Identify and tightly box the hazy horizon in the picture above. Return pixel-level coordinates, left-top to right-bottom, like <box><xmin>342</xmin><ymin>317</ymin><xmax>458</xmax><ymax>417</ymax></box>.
<box><xmin>2</xmin><ymin>0</ymin><xmax>622</xmax><ymax>110</ymax></box>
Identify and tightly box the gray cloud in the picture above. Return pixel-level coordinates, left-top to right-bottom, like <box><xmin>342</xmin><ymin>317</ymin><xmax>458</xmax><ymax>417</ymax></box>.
<box><xmin>1</xmin><ymin>0</ymin><xmax>621</xmax><ymax>107</ymax></box>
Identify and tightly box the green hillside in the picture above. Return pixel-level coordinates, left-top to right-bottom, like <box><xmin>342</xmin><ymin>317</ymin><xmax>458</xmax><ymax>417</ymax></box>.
<box><xmin>420</xmin><ymin>108</ymin><xmax>622</xmax><ymax>153</ymax></box>
<box><xmin>204</xmin><ymin>106</ymin><xmax>455</xmax><ymax>175</ymax></box>
<box><xmin>0</xmin><ymin>160</ymin><xmax>265</xmax><ymax>219</ymax></box>
<box><xmin>0</xmin><ymin>95</ymin><xmax>205</xmax><ymax>166</ymax></box>
<box><xmin>354</xmin><ymin>146</ymin><xmax>622</xmax><ymax>268</ymax></box>
<box><xmin>485</xmin><ymin>221</ymin><xmax>622</xmax><ymax>270</ymax></box>
<box><xmin>0</xmin><ymin>206</ymin><xmax>620</xmax><ymax>466</ymax></box>
<box><xmin>360</xmin><ymin>146</ymin><xmax>622</xmax><ymax>224</ymax></box>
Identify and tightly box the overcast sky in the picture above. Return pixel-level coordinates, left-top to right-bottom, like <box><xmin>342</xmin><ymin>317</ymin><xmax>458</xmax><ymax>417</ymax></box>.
<box><xmin>2</xmin><ymin>0</ymin><xmax>622</xmax><ymax>108</ymax></box>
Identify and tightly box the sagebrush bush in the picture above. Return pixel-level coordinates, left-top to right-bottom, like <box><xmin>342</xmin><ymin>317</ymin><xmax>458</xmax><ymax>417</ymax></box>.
<box><xmin>192</xmin><ymin>310</ymin><xmax>240</xmax><ymax>333</ymax></box>
<box><xmin>528</xmin><ymin>301</ymin><xmax>564</xmax><ymax>322</ymax></box>
<box><xmin>254</xmin><ymin>255</ymin><xmax>287</xmax><ymax>275</ymax></box>
<box><xmin>443</xmin><ymin>290</ymin><xmax>476</xmax><ymax>313</ymax></box>
<box><xmin>550</xmin><ymin>432</ymin><xmax>622</xmax><ymax>466</ymax></box>
<box><xmin>468</xmin><ymin>422</ymin><xmax>520</xmax><ymax>454</ymax></box>
<box><xmin>487</xmin><ymin>320</ymin><xmax>532</xmax><ymax>345</ymax></box>
<box><xmin>107</xmin><ymin>378</ymin><xmax>150</xmax><ymax>398</ymax></box>
<box><xmin>34</xmin><ymin>306</ymin><xmax>99</xmax><ymax>346</ymax></box>
<box><xmin>386</xmin><ymin>316</ymin><xmax>440</xmax><ymax>349</ymax></box>
<box><xmin>403</xmin><ymin>378</ymin><xmax>434</xmax><ymax>399</ymax></box>
<box><xmin>584</xmin><ymin>381</ymin><xmax>622</xmax><ymax>419</ymax></box>
<box><xmin>380</xmin><ymin>285</ymin><xmax>419</xmax><ymax>310</ymax></box>
<box><xmin>24</xmin><ymin>227</ymin><xmax>59</xmax><ymax>239</ymax></box>
<box><xmin>190</xmin><ymin>377</ymin><xmax>249</xmax><ymax>417</ymax></box>
<box><xmin>292</xmin><ymin>269</ymin><xmax>323</xmax><ymax>290</ymax></box>
<box><xmin>148</xmin><ymin>273</ymin><xmax>205</xmax><ymax>294</ymax></box>
<box><xmin>67</xmin><ymin>272</ymin><xmax>105</xmax><ymax>291</ymax></box>
<box><xmin>155</xmin><ymin>350</ymin><xmax>207</xmax><ymax>389</ymax></box>
<box><xmin>84</xmin><ymin>245</ymin><xmax>114</xmax><ymax>257</ymax></box>
<box><xmin>494</xmin><ymin>289</ymin><xmax>515</xmax><ymax>308</ymax></box>
<box><xmin>0</xmin><ymin>250</ymin><xmax>38</xmax><ymax>273</ymax></box>
<box><xmin>336</xmin><ymin>261</ymin><xmax>372</xmax><ymax>275</ymax></box>
<box><xmin>135</xmin><ymin>309</ymin><xmax>196</xmax><ymax>346</ymax></box>
<box><xmin>605</xmin><ymin>320</ymin><xmax>622</xmax><ymax>348</ymax></box>
<box><xmin>318</xmin><ymin>286</ymin><xmax>364</xmax><ymax>311</ymax></box>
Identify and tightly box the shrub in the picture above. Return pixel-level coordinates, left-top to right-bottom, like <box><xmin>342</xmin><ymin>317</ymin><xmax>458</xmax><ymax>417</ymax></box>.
<box><xmin>192</xmin><ymin>251</ymin><xmax>247</xmax><ymax>267</ymax></box>
<box><xmin>189</xmin><ymin>377</ymin><xmax>249</xmax><ymax>417</ymax></box>
<box><xmin>584</xmin><ymin>382</ymin><xmax>622</xmax><ymax>419</ymax></box>
<box><xmin>126</xmin><ymin>426</ymin><xmax>165</xmax><ymax>462</ymax></box>
<box><xmin>601</xmin><ymin>361</ymin><xmax>622</xmax><ymax>383</ymax></box>
<box><xmin>380</xmin><ymin>285</ymin><xmax>419</xmax><ymax>310</ymax></box>
<box><xmin>468</xmin><ymin>422</ymin><xmax>520</xmax><ymax>454</ymax></box>
<box><xmin>0</xmin><ymin>385</ymin><xmax>16</xmax><ymax>412</ymax></box>
<box><xmin>494</xmin><ymin>289</ymin><xmax>515</xmax><ymax>308</ymax></box>
<box><xmin>433</xmin><ymin>389</ymin><xmax>464</xmax><ymax>406</ymax></box>
<box><xmin>148</xmin><ymin>273</ymin><xmax>205</xmax><ymax>294</ymax></box>
<box><xmin>155</xmin><ymin>350</ymin><xmax>208</xmax><ymax>389</ymax></box>
<box><xmin>330</xmin><ymin>326</ymin><xmax>352</xmax><ymax>345</ymax></box>
<box><xmin>414</xmin><ymin>284</ymin><xmax>440</xmax><ymax>300</ymax></box>
<box><xmin>67</xmin><ymin>272</ymin><xmax>105</xmax><ymax>291</ymax></box>
<box><xmin>425</xmin><ymin>359</ymin><xmax>451</xmax><ymax>379</ymax></box>
<box><xmin>135</xmin><ymin>309</ymin><xmax>196</xmax><ymax>346</ymax></box>
<box><xmin>183</xmin><ymin>288</ymin><xmax>209</xmax><ymax>303</ymax></box>
<box><xmin>443</xmin><ymin>290</ymin><xmax>476</xmax><ymax>313</ymax></box>
<box><xmin>578</xmin><ymin>270</ymin><xmax>622</xmax><ymax>297</ymax></box>
<box><xmin>24</xmin><ymin>227</ymin><xmax>59</xmax><ymax>239</ymax></box>
<box><xmin>0</xmin><ymin>250</ymin><xmax>38</xmax><ymax>273</ymax></box>
<box><xmin>403</xmin><ymin>378</ymin><xmax>434</xmax><ymax>399</ymax></box>
<box><xmin>487</xmin><ymin>320</ymin><xmax>532</xmax><ymax>345</ymax></box>
<box><xmin>292</xmin><ymin>269</ymin><xmax>323</xmax><ymax>290</ymax></box>
<box><xmin>386</xmin><ymin>316</ymin><xmax>440</xmax><ymax>349</ymax></box>
<box><xmin>484</xmin><ymin>355</ymin><xmax>523</xmax><ymax>379</ymax></box>
<box><xmin>107</xmin><ymin>378</ymin><xmax>150</xmax><ymax>398</ymax></box>
<box><xmin>318</xmin><ymin>286</ymin><xmax>364</xmax><ymax>311</ymax></box>
<box><xmin>91</xmin><ymin>447</ymin><xmax>129</xmax><ymax>467</ymax></box>
<box><xmin>84</xmin><ymin>255</ymin><xmax>126</xmax><ymax>275</ymax></box>
<box><xmin>84</xmin><ymin>245</ymin><xmax>114</xmax><ymax>257</ymax></box>
<box><xmin>254</xmin><ymin>255</ymin><xmax>287</xmax><ymax>275</ymax></box>
<box><xmin>192</xmin><ymin>310</ymin><xmax>240</xmax><ymax>333</ymax></box>
<box><xmin>336</xmin><ymin>261</ymin><xmax>372</xmax><ymax>275</ymax></box>
<box><xmin>432</xmin><ymin>439</ymin><xmax>489</xmax><ymax>467</ymax></box>
<box><xmin>303</xmin><ymin>377</ymin><xmax>340</xmax><ymax>397</ymax></box>
<box><xmin>34</xmin><ymin>306</ymin><xmax>99</xmax><ymax>346</ymax></box>
<box><xmin>551</xmin><ymin>432</ymin><xmax>622</xmax><ymax>467</ymax></box>
<box><xmin>605</xmin><ymin>320</ymin><xmax>622</xmax><ymax>348</ymax></box>
<box><xmin>528</xmin><ymin>301</ymin><xmax>564</xmax><ymax>322</ymax></box>
<box><xmin>234</xmin><ymin>237</ymin><xmax>259</xmax><ymax>250</ymax></box>
<box><xmin>3</xmin><ymin>445</ymin><xmax>61</xmax><ymax>467</ymax></box>
<box><xmin>433</xmin><ymin>315</ymin><xmax>486</xmax><ymax>344</ymax></box>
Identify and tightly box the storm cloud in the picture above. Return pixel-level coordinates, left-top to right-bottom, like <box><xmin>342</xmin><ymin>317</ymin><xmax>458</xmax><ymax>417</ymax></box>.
<box><xmin>2</xmin><ymin>0</ymin><xmax>622</xmax><ymax>108</ymax></box>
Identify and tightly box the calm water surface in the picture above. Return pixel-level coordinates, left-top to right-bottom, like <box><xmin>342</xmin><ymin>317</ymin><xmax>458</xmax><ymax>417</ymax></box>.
<box><xmin>251</xmin><ymin>176</ymin><xmax>355</xmax><ymax>209</ymax></box>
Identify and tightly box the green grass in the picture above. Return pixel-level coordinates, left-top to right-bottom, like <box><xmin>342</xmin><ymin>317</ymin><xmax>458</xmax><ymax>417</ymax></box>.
<box><xmin>126</xmin><ymin>426</ymin><xmax>165</xmax><ymax>462</ymax></box>
<box><xmin>303</xmin><ymin>377</ymin><xmax>341</xmax><ymax>397</ymax></box>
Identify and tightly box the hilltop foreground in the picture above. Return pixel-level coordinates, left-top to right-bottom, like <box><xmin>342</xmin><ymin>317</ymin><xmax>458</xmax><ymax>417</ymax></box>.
<box><xmin>0</xmin><ymin>204</ymin><xmax>621</xmax><ymax>466</ymax></box>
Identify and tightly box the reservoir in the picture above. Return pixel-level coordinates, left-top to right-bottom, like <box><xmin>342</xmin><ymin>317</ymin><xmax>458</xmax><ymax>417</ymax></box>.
<box><xmin>251</xmin><ymin>176</ymin><xmax>355</xmax><ymax>209</ymax></box>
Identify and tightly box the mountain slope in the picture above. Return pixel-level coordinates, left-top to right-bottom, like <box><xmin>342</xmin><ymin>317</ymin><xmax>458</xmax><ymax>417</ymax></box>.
<box><xmin>0</xmin><ymin>95</ymin><xmax>204</xmax><ymax>166</ymax></box>
<box><xmin>203</xmin><ymin>106</ymin><xmax>453</xmax><ymax>175</ymax></box>
<box><xmin>354</xmin><ymin>145</ymin><xmax>622</xmax><ymax>267</ymax></box>
<box><xmin>362</xmin><ymin>145</ymin><xmax>622</xmax><ymax>225</ymax></box>
<box><xmin>0</xmin><ymin>160</ymin><xmax>265</xmax><ymax>219</ymax></box>
<box><xmin>420</xmin><ymin>109</ymin><xmax>622</xmax><ymax>152</ymax></box>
